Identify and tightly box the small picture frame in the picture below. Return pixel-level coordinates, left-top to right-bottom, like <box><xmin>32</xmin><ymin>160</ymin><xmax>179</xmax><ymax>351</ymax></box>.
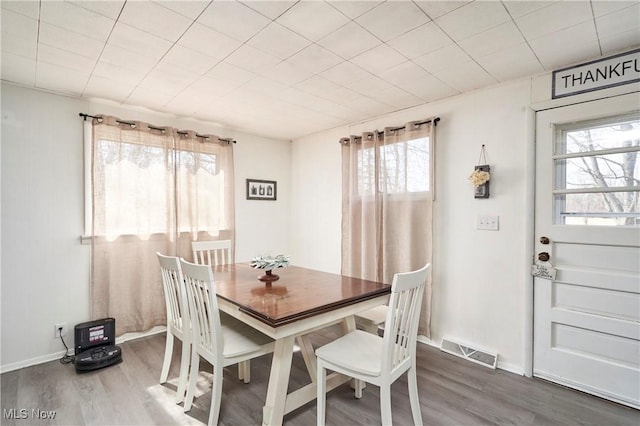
<box><xmin>246</xmin><ymin>179</ymin><xmax>277</xmax><ymax>200</ymax></box>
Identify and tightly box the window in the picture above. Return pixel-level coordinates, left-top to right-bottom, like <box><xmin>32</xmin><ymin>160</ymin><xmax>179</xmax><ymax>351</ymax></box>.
<box><xmin>554</xmin><ymin>113</ymin><xmax>640</xmax><ymax>226</ymax></box>
<box><xmin>357</xmin><ymin>136</ymin><xmax>430</xmax><ymax>196</ymax></box>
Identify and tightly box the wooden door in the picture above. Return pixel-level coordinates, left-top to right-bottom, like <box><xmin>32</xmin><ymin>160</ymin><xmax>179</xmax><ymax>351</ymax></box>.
<box><xmin>533</xmin><ymin>92</ymin><xmax>640</xmax><ymax>409</ymax></box>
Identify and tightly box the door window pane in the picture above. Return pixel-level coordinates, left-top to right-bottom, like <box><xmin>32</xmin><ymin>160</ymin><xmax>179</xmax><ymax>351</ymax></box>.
<box><xmin>554</xmin><ymin>114</ymin><xmax>640</xmax><ymax>227</ymax></box>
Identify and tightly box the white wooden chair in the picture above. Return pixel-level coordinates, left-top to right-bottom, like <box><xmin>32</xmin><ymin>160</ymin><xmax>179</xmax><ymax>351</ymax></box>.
<box><xmin>316</xmin><ymin>263</ymin><xmax>431</xmax><ymax>426</ymax></box>
<box><xmin>191</xmin><ymin>239</ymin><xmax>250</xmax><ymax>381</ymax></box>
<box><xmin>192</xmin><ymin>239</ymin><xmax>232</xmax><ymax>266</ymax></box>
<box><xmin>156</xmin><ymin>252</ymin><xmax>191</xmax><ymax>404</ymax></box>
<box><xmin>180</xmin><ymin>259</ymin><xmax>275</xmax><ymax>425</ymax></box>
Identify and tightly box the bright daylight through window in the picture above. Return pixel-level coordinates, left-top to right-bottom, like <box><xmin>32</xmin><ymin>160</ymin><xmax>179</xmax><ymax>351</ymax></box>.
<box><xmin>357</xmin><ymin>137</ymin><xmax>430</xmax><ymax>196</ymax></box>
<box><xmin>554</xmin><ymin>113</ymin><xmax>640</xmax><ymax>227</ymax></box>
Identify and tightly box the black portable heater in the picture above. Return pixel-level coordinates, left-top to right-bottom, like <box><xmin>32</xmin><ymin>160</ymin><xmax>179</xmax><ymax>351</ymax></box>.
<box><xmin>74</xmin><ymin>318</ymin><xmax>122</xmax><ymax>372</ymax></box>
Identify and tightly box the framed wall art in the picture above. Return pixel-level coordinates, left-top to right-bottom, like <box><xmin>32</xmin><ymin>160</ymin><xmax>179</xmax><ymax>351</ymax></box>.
<box><xmin>246</xmin><ymin>179</ymin><xmax>277</xmax><ymax>200</ymax></box>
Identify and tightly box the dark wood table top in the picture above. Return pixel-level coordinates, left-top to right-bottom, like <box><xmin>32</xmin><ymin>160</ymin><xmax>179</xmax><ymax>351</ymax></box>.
<box><xmin>212</xmin><ymin>263</ymin><xmax>390</xmax><ymax>327</ymax></box>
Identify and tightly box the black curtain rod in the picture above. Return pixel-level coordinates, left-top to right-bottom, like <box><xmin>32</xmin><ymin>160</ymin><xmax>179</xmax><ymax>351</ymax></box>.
<box><xmin>79</xmin><ymin>112</ymin><xmax>236</xmax><ymax>143</ymax></box>
<box><xmin>381</xmin><ymin>116</ymin><xmax>440</xmax><ymax>134</ymax></box>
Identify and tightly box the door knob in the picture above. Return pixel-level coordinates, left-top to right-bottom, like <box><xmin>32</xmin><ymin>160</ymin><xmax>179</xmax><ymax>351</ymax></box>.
<box><xmin>540</xmin><ymin>236</ymin><xmax>550</xmax><ymax>245</ymax></box>
<box><xmin>538</xmin><ymin>252</ymin><xmax>550</xmax><ymax>262</ymax></box>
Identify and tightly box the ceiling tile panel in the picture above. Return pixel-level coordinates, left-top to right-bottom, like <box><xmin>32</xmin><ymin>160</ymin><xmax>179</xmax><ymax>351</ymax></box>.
<box><xmin>156</xmin><ymin>0</ymin><xmax>210</xmax><ymax>20</ymax></box>
<box><xmin>320</xmin><ymin>61</ymin><xmax>373</xmax><ymax>86</ymax></box>
<box><xmin>71</xmin><ymin>1</ymin><xmax>125</xmax><ymax>20</ymax></box>
<box><xmin>2</xmin><ymin>0</ymin><xmax>640</xmax><ymax>141</ymax></box>
<box><xmin>1</xmin><ymin>52</ymin><xmax>36</xmax><ymax>86</ymax></box>
<box><xmin>161</xmin><ymin>45</ymin><xmax>220</xmax><ymax>76</ymax></box>
<box><xmin>109</xmin><ymin>22</ymin><xmax>173</xmax><ymax>59</ymax></box>
<box><xmin>256</xmin><ymin>61</ymin><xmax>314</xmax><ymax>86</ymax></box>
<box><xmin>414</xmin><ymin>1</ymin><xmax>471</xmax><ymax>19</ymax></box>
<box><xmin>178</xmin><ymin>23</ymin><xmax>242</xmax><ymax>59</ymax></box>
<box><xmin>247</xmin><ymin>22</ymin><xmax>311</xmax><ymax>60</ymax></box>
<box><xmin>37</xmin><ymin>44</ymin><xmax>96</xmax><ymax>73</ymax></box>
<box><xmin>287</xmin><ymin>44</ymin><xmax>343</xmax><ymax>74</ymax></box>
<box><xmin>1</xmin><ymin>10</ymin><xmax>37</xmax><ymax>59</ymax></box>
<box><xmin>92</xmin><ymin>60</ymin><xmax>148</xmax><ymax>84</ymax></box>
<box><xmin>225</xmin><ymin>44</ymin><xmax>281</xmax><ymax>73</ymax></box>
<box><xmin>35</xmin><ymin>62</ymin><xmax>90</xmax><ymax>95</ymax></box>
<box><xmin>197</xmin><ymin>1</ymin><xmax>270</xmax><ymax>42</ymax></box>
<box><xmin>356</xmin><ymin>1</ymin><xmax>430</xmax><ymax>42</ymax></box>
<box><xmin>1</xmin><ymin>0</ymin><xmax>40</xmax><ymax>19</ymax></box>
<box><xmin>350</xmin><ymin>44</ymin><xmax>408</xmax><ymax>77</ymax></box>
<box><xmin>40</xmin><ymin>1</ymin><xmax>115</xmax><ymax>41</ymax></box>
<box><xmin>83</xmin><ymin>75</ymin><xmax>136</xmax><ymax>102</ymax></box>
<box><xmin>327</xmin><ymin>1</ymin><xmax>382</xmax><ymax>19</ymax></box>
<box><xmin>204</xmin><ymin>62</ymin><xmax>257</xmax><ymax>87</ymax></box>
<box><xmin>431</xmin><ymin>60</ymin><xmax>496</xmax><ymax>92</ymax></box>
<box><xmin>595</xmin><ymin>4</ymin><xmax>640</xmax><ymax>50</ymax></box>
<box><xmin>387</xmin><ymin>22</ymin><xmax>452</xmax><ymax>59</ymax></box>
<box><xmin>435</xmin><ymin>1</ymin><xmax>511</xmax><ymax>41</ymax></box>
<box><xmin>240</xmin><ymin>1</ymin><xmax>297</xmax><ymax>19</ymax></box>
<box><xmin>592</xmin><ymin>0</ymin><xmax>638</xmax><ymax>17</ymax></box>
<box><xmin>413</xmin><ymin>44</ymin><xmax>471</xmax><ymax>74</ymax></box>
<box><xmin>317</xmin><ymin>22</ymin><xmax>381</xmax><ymax>60</ymax></box>
<box><xmin>529</xmin><ymin>21</ymin><xmax>601</xmax><ymax>69</ymax></box>
<box><xmin>502</xmin><ymin>1</ymin><xmax>557</xmax><ymax>19</ymax></box>
<box><xmin>515</xmin><ymin>1</ymin><xmax>593</xmax><ymax>40</ymax></box>
<box><xmin>38</xmin><ymin>23</ymin><xmax>105</xmax><ymax>60</ymax></box>
<box><xmin>277</xmin><ymin>1</ymin><xmax>349</xmax><ymax>42</ymax></box>
<box><xmin>118</xmin><ymin>1</ymin><xmax>193</xmax><ymax>42</ymax></box>
<box><xmin>408</xmin><ymin>73</ymin><xmax>458</xmax><ymax>102</ymax></box>
<box><xmin>476</xmin><ymin>43</ymin><xmax>544</xmax><ymax>82</ymax></box>
<box><xmin>99</xmin><ymin>43</ymin><xmax>162</xmax><ymax>73</ymax></box>
<box><xmin>138</xmin><ymin>61</ymin><xmax>201</xmax><ymax>94</ymax></box>
<box><xmin>126</xmin><ymin>86</ymin><xmax>176</xmax><ymax>109</ymax></box>
<box><xmin>458</xmin><ymin>21</ymin><xmax>526</xmax><ymax>58</ymax></box>
<box><xmin>188</xmin><ymin>77</ymin><xmax>238</xmax><ymax>98</ymax></box>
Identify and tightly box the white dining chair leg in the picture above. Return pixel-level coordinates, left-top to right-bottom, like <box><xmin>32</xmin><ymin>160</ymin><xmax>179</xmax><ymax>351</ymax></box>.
<box><xmin>160</xmin><ymin>333</ymin><xmax>174</xmax><ymax>384</ymax></box>
<box><xmin>175</xmin><ymin>341</ymin><xmax>190</xmax><ymax>403</ymax></box>
<box><xmin>208</xmin><ymin>364</ymin><xmax>224</xmax><ymax>426</ymax></box>
<box><xmin>183</xmin><ymin>349</ymin><xmax>200</xmax><ymax>412</ymax></box>
<box><xmin>380</xmin><ymin>383</ymin><xmax>392</xmax><ymax>426</ymax></box>
<box><xmin>240</xmin><ymin>360</ymin><xmax>250</xmax><ymax>383</ymax></box>
<box><xmin>316</xmin><ymin>360</ymin><xmax>326</xmax><ymax>426</ymax></box>
<box><xmin>408</xmin><ymin>366</ymin><xmax>423</xmax><ymax>426</ymax></box>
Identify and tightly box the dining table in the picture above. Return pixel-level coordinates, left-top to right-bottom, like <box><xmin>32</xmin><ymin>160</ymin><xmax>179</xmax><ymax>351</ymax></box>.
<box><xmin>211</xmin><ymin>262</ymin><xmax>391</xmax><ymax>426</ymax></box>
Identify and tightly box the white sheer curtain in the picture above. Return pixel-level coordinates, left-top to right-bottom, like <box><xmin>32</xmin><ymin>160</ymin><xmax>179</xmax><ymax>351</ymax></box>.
<box><xmin>341</xmin><ymin>119</ymin><xmax>435</xmax><ymax>337</ymax></box>
<box><xmin>90</xmin><ymin>116</ymin><xmax>234</xmax><ymax>335</ymax></box>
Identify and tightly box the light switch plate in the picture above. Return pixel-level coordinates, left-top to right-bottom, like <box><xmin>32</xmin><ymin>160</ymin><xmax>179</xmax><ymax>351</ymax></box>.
<box><xmin>477</xmin><ymin>215</ymin><xmax>499</xmax><ymax>231</ymax></box>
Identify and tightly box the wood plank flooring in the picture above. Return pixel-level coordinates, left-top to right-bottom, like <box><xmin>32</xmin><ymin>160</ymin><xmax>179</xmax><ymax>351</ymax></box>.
<box><xmin>2</xmin><ymin>327</ymin><xmax>638</xmax><ymax>425</ymax></box>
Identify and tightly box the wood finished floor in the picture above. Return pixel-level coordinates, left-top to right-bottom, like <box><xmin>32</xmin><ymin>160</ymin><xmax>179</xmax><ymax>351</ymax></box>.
<box><xmin>1</xmin><ymin>327</ymin><xmax>638</xmax><ymax>426</ymax></box>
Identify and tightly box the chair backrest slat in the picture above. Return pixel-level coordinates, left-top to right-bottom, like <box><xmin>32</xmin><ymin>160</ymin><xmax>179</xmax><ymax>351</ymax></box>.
<box><xmin>157</xmin><ymin>253</ymin><xmax>186</xmax><ymax>333</ymax></box>
<box><xmin>192</xmin><ymin>240</ymin><xmax>232</xmax><ymax>267</ymax></box>
<box><xmin>180</xmin><ymin>259</ymin><xmax>224</xmax><ymax>361</ymax></box>
<box><xmin>382</xmin><ymin>263</ymin><xmax>431</xmax><ymax>372</ymax></box>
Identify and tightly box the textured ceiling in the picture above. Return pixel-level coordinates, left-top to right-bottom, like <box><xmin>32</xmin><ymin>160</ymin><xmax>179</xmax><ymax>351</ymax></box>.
<box><xmin>2</xmin><ymin>0</ymin><xmax>639</xmax><ymax>140</ymax></box>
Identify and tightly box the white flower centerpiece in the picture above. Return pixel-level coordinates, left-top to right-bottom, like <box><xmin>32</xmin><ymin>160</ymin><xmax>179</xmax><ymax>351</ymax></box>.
<box><xmin>251</xmin><ymin>254</ymin><xmax>291</xmax><ymax>284</ymax></box>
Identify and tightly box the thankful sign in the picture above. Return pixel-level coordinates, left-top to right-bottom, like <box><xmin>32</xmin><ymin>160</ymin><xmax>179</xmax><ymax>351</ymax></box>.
<box><xmin>552</xmin><ymin>49</ymin><xmax>640</xmax><ymax>98</ymax></box>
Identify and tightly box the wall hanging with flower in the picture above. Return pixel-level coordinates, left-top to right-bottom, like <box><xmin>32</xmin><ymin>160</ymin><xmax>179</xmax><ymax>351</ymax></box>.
<box><xmin>469</xmin><ymin>145</ymin><xmax>490</xmax><ymax>198</ymax></box>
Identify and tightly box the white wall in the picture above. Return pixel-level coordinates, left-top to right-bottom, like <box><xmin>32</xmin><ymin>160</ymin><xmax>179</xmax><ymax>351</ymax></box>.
<box><xmin>0</xmin><ymin>83</ymin><xmax>291</xmax><ymax>371</ymax></box>
<box><xmin>291</xmin><ymin>79</ymin><xmax>533</xmax><ymax>373</ymax></box>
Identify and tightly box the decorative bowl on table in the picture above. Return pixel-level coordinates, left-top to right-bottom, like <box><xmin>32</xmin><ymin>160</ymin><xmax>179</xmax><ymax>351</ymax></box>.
<box><xmin>250</xmin><ymin>255</ymin><xmax>291</xmax><ymax>285</ymax></box>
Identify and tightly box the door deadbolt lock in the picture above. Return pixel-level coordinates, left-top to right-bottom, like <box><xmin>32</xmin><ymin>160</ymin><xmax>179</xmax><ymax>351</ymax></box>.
<box><xmin>538</xmin><ymin>252</ymin><xmax>550</xmax><ymax>262</ymax></box>
<box><xmin>540</xmin><ymin>236</ymin><xmax>550</xmax><ymax>245</ymax></box>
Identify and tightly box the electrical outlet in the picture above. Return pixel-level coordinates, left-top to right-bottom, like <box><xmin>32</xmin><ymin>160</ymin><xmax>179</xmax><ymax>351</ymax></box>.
<box><xmin>54</xmin><ymin>322</ymin><xmax>67</xmax><ymax>338</ymax></box>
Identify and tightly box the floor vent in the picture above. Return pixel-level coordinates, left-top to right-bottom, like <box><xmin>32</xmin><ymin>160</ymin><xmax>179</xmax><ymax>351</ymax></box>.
<box><xmin>440</xmin><ymin>338</ymin><xmax>498</xmax><ymax>369</ymax></box>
